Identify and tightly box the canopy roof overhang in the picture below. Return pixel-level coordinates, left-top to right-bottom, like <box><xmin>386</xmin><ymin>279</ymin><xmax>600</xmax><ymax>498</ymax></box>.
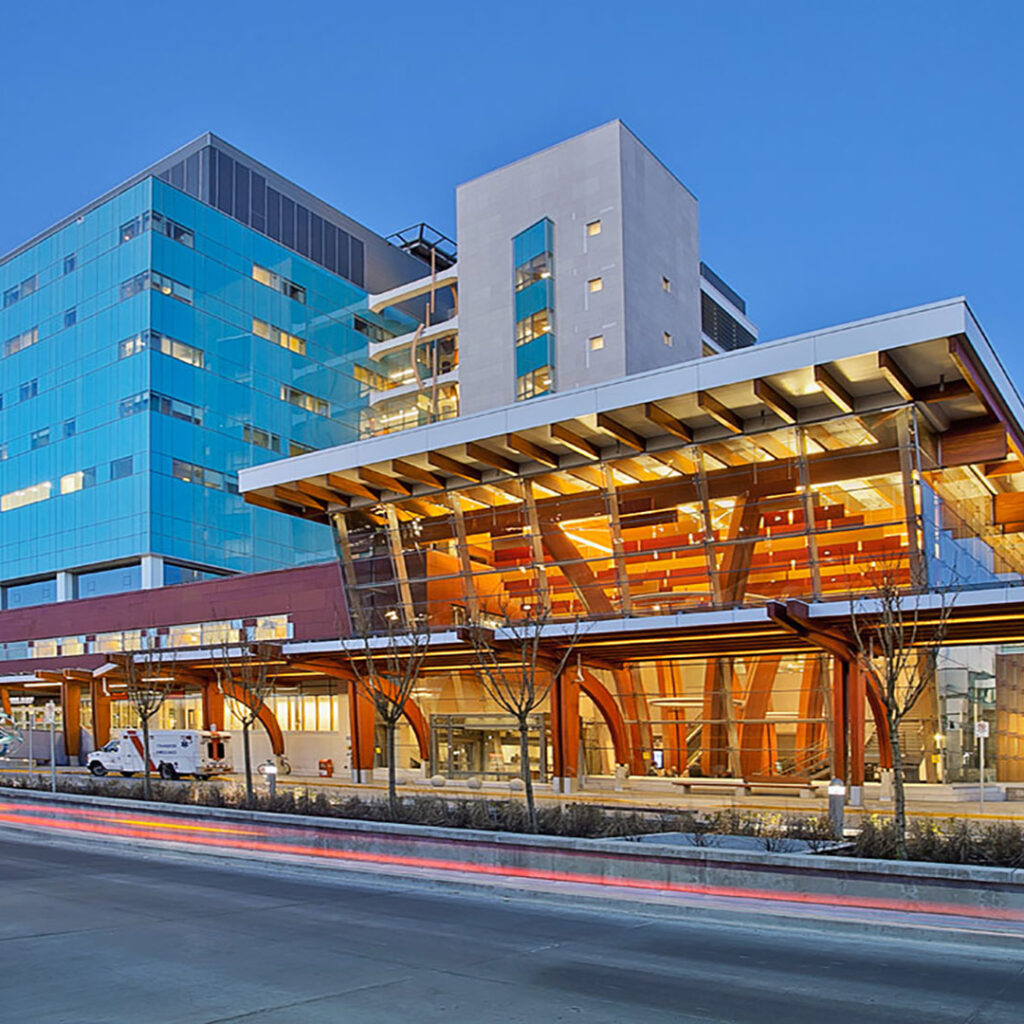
<box><xmin>238</xmin><ymin>299</ymin><xmax>1024</xmax><ymax>524</ymax></box>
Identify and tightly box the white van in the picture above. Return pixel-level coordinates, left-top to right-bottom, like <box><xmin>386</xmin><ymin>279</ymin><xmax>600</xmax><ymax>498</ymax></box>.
<box><xmin>88</xmin><ymin>729</ymin><xmax>231</xmax><ymax>780</ymax></box>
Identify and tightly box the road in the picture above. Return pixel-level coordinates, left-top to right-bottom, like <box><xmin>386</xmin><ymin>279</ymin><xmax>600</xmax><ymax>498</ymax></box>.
<box><xmin>0</xmin><ymin>834</ymin><xmax>1022</xmax><ymax>1023</ymax></box>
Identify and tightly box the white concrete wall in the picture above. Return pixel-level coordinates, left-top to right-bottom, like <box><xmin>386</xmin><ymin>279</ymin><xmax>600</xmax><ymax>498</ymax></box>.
<box><xmin>454</xmin><ymin>120</ymin><xmax>701</xmax><ymax>415</ymax></box>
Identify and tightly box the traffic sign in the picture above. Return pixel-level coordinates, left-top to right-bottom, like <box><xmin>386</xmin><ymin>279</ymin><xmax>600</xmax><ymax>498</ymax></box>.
<box><xmin>975</xmin><ymin>720</ymin><xmax>990</xmax><ymax>739</ymax></box>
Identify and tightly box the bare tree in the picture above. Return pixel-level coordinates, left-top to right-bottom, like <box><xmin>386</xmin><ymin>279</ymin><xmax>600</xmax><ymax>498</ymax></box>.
<box><xmin>850</xmin><ymin>561</ymin><xmax>956</xmax><ymax>858</ymax></box>
<box><xmin>115</xmin><ymin>636</ymin><xmax>174</xmax><ymax>801</ymax></box>
<box><xmin>343</xmin><ymin>610</ymin><xmax>431</xmax><ymax>820</ymax></box>
<box><xmin>468</xmin><ymin>609</ymin><xmax>580</xmax><ymax>833</ymax></box>
<box><xmin>216</xmin><ymin>642</ymin><xmax>280</xmax><ymax>807</ymax></box>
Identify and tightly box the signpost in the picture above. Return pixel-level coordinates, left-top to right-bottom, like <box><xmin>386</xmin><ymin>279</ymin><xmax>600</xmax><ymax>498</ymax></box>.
<box><xmin>44</xmin><ymin>701</ymin><xmax>57</xmax><ymax>793</ymax></box>
<box><xmin>975</xmin><ymin>719</ymin><xmax>990</xmax><ymax>812</ymax></box>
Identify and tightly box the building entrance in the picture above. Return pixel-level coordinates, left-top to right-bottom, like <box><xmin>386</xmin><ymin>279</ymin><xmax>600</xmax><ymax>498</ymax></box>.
<box><xmin>430</xmin><ymin>713</ymin><xmax>548</xmax><ymax>781</ymax></box>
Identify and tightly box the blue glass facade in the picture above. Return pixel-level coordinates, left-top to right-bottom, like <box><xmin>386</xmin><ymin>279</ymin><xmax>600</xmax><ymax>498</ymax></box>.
<box><xmin>0</xmin><ymin>170</ymin><xmax>417</xmax><ymax>607</ymax></box>
<box><xmin>512</xmin><ymin>219</ymin><xmax>555</xmax><ymax>401</ymax></box>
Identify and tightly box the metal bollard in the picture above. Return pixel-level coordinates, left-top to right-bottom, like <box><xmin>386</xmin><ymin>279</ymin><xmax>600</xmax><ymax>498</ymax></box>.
<box><xmin>265</xmin><ymin>761</ymin><xmax>278</xmax><ymax>800</ymax></box>
<box><xmin>828</xmin><ymin>777</ymin><xmax>846</xmax><ymax>839</ymax></box>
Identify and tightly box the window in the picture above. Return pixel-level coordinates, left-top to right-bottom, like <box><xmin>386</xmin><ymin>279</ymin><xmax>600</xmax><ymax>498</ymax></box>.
<box><xmin>110</xmin><ymin>456</ymin><xmax>133</xmax><ymax>480</ymax></box>
<box><xmin>4</xmin><ymin>327</ymin><xmax>38</xmax><ymax>357</ymax></box>
<box><xmin>1</xmin><ymin>480</ymin><xmax>52</xmax><ymax>512</ymax></box>
<box><xmin>662</xmin><ymin>276</ymin><xmax>671</xmax><ymax>292</ymax></box>
<box><xmin>3</xmin><ymin>577</ymin><xmax>56</xmax><ymax>608</ymax></box>
<box><xmin>252</xmin><ymin>263</ymin><xmax>305</xmax><ymax>304</ymax></box>
<box><xmin>280</xmin><ymin>385</ymin><xmax>329</xmax><ymax>417</ymax></box>
<box><xmin>75</xmin><ymin>564</ymin><xmax>141</xmax><ymax>599</ymax></box>
<box><xmin>19</xmin><ymin>379</ymin><xmax>38</xmax><ymax>401</ymax></box>
<box><xmin>151</xmin><ymin>392</ymin><xmax>202</xmax><ymax>425</ymax></box>
<box><xmin>152</xmin><ymin>212</ymin><xmax>193</xmax><ymax>246</ymax></box>
<box><xmin>243</xmin><ymin>424</ymin><xmax>281</xmax><ymax>452</ymax></box>
<box><xmin>151</xmin><ymin>271</ymin><xmax>193</xmax><ymax>304</ymax></box>
<box><xmin>120</xmin><ymin>271</ymin><xmax>192</xmax><ymax>304</ymax></box>
<box><xmin>516</xmin><ymin>366</ymin><xmax>553</xmax><ymax>401</ymax></box>
<box><xmin>119</xmin><ymin>333</ymin><xmax>146</xmax><ymax>359</ymax></box>
<box><xmin>352</xmin><ymin>315</ymin><xmax>394</xmax><ymax>344</ymax></box>
<box><xmin>120</xmin><ymin>213</ymin><xmax>150</xmax><ymax>242</ymax></box>
<box><xmin>120</xmin><ymin>390</ymin><xmax>201</xmax><ymax>425</ymax></box>
<box><xmin>514</xmin><ymin>252</ymin><xmax>552</xmax><ymax>292</ymax></box>
<box><xmin>63</xmin><ymin>253</ymin><xmax>76</xmax><ymax>274</ymax></box>
<box><xmin>4</xmin><ymin>274</ymin><xmax>38</xmax><ymax>307</ymax></box>
<box><xmin>252</xmin><ymin>318</ymin><xmax>306</xmax><ymax>355</ymax></box>
<box><xmin>172</xmin><ymin>458</ymin><xmax>238</xmax><ymax>493</ymax></box>
<box><xmin>60</xmin><ymin>468</ymin><xmax>96</xmax><ymax>494</ymax></box>
<box><xmin>63</xmin><ymin>418</ymin><xmax>76</xmax><ymax>438</ymax></box>
<box><xmin>156</xmin><ymin>334</ymin><xmax>203</xmax><ymax>367</ymax></box>
<box><xmin>172</xmin><ymin>459</ymin><xmax>203</xmax><ymax>484</ymax></box>
<box><xmin>588</xmin><ymin>277</ymin><xmax>603</xmax><ymax>293</ymax></box>
<box><xmin>513</xmin><ymin>218</ymin><xmax>556</xmax><ymax>403</ymax></box>
<box><xmin>120</xmin><ymin>211</ymin><xmax>193</xmax><ymax>246</ymax></box>
<box><xmin>118</xmin><ymin>330</ymin><xmax>203</xmax><ymax>367</ymax></box>
<box><xmin>30</xmin><ymin>428</ymin><xmax>49</xmax><ymax>449</ymax></box>
<box><xmin>589</xmin><ymin>335</ymin><xmax>605</xmax><ymax>351</ymax></box>
<box><xmin>0</xmin><ymin>444</ymin><xmax>6</xmax><ymax>461</ymax></box>
<box><xmin>515</xmin><ymin>310</ymin><xmax>552</xmax><ymax>346</ymax></box>
<box><xmin>664</xmin><ymin>331</ymin><xmax>673</xmax><ymax>347</ymax></box>
<box><xmin>587</xmin><ymin>220</ymin><xmax>602</xmax><ymax>237</ymax></box>
<box><xmin>63</xmin><ymin>307</ymin><xmax>77</xmax><ymax>328</ymax></box>
<box><xmin>289</xmin><ymin>440</ymin><xmax>315</xmax><ymax>456</ymax></box>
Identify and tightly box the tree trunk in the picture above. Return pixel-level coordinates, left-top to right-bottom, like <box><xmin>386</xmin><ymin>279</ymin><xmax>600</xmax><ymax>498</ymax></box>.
<box><xmin>890</xmin><ymin>717</ymin><xmax>908</xmax><ymax>859</ymax></box>
<box><xmin>386</xmin><ymin>719</ymin><xmax>398</xmax><ymax>820</ymax></box>
<box><xmin>142</xmin><ymin>715</ymin><xmax>152</xmax><ymax>801</ymax></box>
<box><xmin>243</xmin><ymin>721</ymin><xmax>253</xmax><ymax>807</ymax></box>
<box><xmin>519</xmin><ymin>716</ymin><xmax>537</xmax><ymax>833</ymax></box>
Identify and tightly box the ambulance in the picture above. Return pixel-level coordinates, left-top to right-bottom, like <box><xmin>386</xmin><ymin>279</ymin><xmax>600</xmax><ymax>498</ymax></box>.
<box><xmin>87</xmin><ymin>729</ymin><xmax>231</xmax><ymax>780</ymax></box>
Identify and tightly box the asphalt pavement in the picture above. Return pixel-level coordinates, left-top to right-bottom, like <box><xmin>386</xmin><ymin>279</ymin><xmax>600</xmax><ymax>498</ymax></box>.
<box><xmin>0</xmin><ymin>834</ymin><xmax>1021</xmax><ymax>1023</ymax></box>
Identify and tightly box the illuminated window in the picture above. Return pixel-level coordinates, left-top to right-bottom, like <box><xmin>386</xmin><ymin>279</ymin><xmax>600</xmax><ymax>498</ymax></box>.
<box><xmin>588</xmin><ymin>277</ymin><xmax>603</xmax><ymax>293</ymax></box>
<box><xmin>1</xmin><ymin>480</ymin><xmax>52</xmax><ymax>512</ymax></box>
<box><xmin>244</xmin><ymin>424</ymin><xmax>281</xmax><ymax>452</ymax></box>
<box><xmin>120</xmin><ymin>212</ymin><xmax>193</xmax><ymax>247</ymax></box>
<box><xmin>516</xmin><ymin>365</ymin><xmax>553</xmax><ymax>401</ymax></box>
<box><xmin>118</xmin><ymin>330</ymin><xmax>203</xmax><ymax>367</ymax></box>
<box><xmin>4</xmin><ymin>327</ymin><xmax>39</xmax><ymax>357</ymax></box>
<box><xmin>514</xmin><ymin>310</ymin><xmax>551</xmax><ymax>346</ymax></box>
<box><xmin>281</xmin><ymin>385</ymin><xmax>329</xmax><ymax>417</ymax></box>
<box><xmin>60</xmin><ymin>468</ymin><xmax>96</xmax><ymax>494</ymax></box>
<box><xmin>252</xmin><ymin>264</ymin><xmax>305</xmax><ymax>304</ymax></box>
<box><xmin>664</xmin><ymin>331</ymin><xmax>673</xmax><ymax>347</ymax></box>
<box><xmin>589</xmin><ymin>335</ymin><xmax>605</xmax><ymax>351</ymax></box>
<box><xmin>586</xmin><ymin>220</ymin><xmax>601</xmax><ymax>236</ymax></box>
<box><xmin>252</xmin><ymin>318</ymin><xmax>306</xmax><ymax>355</ymax></box>
<box><xmin>514</xmin><ymin>252</ymin><xmax>552</xmax><ymax>292</ymax></box>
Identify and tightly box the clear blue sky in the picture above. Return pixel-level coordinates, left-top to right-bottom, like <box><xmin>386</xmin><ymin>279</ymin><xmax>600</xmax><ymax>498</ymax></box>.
<box><xmin>2</xmin><ymin>1</ymin><xmax>1020</xmax><ymax>372</ymax></box>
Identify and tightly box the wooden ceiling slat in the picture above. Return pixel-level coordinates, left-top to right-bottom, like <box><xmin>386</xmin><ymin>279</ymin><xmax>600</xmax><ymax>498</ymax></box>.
<box><xmin>813</xmin><ymin>365</ymin><xmax>855</xmax><ymax>414</ymax></box>
<box><xmin>506</xmin><ymin>432</ymin><xmax>560</xmax><ymax>467</ymax></box>
<box><xmin>428</xmin><ymin>451</ymin><xmax>482</xmax><ymax>483</ymax></box>
<box><xmin>753</xmin><ymin>379</ymin><xmax>797</xmax><ymax>424</ymax></box>
<box><xmin>597</xmin><ymin>412</ymin><xmax>646</xmax><ymax>451</ymax></box>
<box><xmin>644</xmin><ymin>402</ymin><xmax>693</xmax><ymax>441</ymax></box>
<box><xmin>466</xmin><ymin>442</ymin><xmax>519</xmax><ymax>475</ymax></box>
<box><xmin>550</xmin><ymin>422</ymin><xmax>601</xmax><ymax>459</ymax></box>
<box><xmin>392</xmin><ymin>459</ymin><xmax>444</xmax><ymax>489</ymax></box>
<box><xmin>697</xmin><ymin>391</ymin><xmax>743</xmax><ymax>434</ymax></box>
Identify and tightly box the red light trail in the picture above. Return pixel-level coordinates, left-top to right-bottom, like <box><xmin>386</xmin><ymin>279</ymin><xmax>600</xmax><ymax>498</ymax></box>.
<box><xmin>1</xmin><ymin>799</ymin><xmax>1019</xmax><ymax>931</ymax></box>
